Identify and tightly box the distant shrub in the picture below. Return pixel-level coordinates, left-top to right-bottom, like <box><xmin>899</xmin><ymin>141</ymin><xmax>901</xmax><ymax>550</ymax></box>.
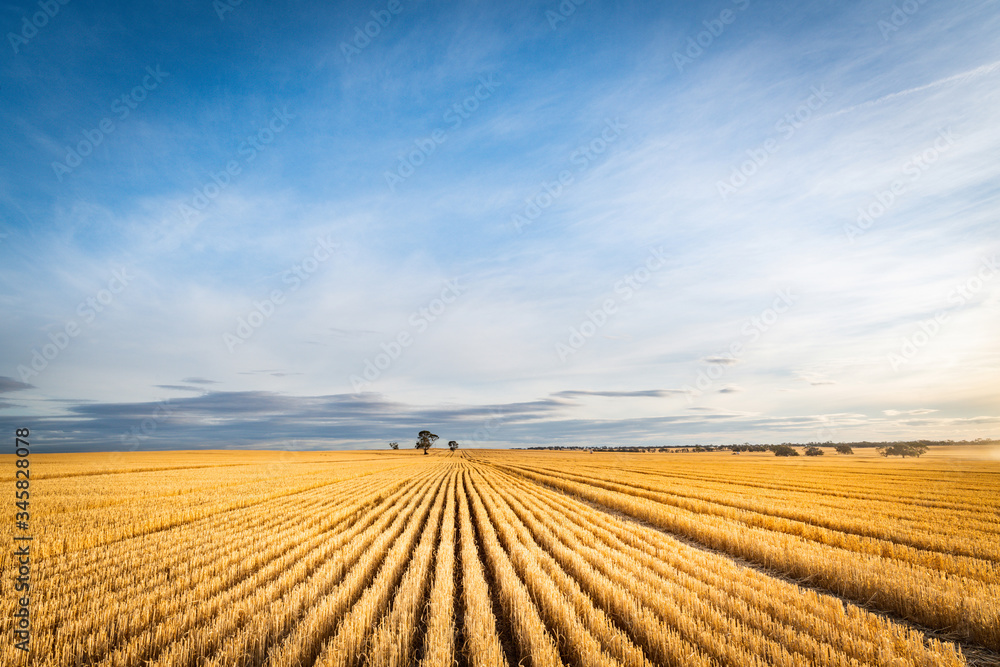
<box><xmin>805</xmin><ymin>446</ymin><xmax>824</xmax><ymax>456</ymax></box>
<box><xmin>834</xmin><ymin>445</ymin><xmax>854</xmax><ymax>454</ymax></box>
<box><xmin>772</xmin><ymin>445</ymin><xmax>799</xmax><ymax>457</ymax></box>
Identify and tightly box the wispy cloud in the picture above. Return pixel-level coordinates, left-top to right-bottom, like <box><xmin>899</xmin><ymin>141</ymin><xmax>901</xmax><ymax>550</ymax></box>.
<box><xmin>703</xmin><ymin>357</ymin><xmax>740</xmax><ymax>366</ymax></box>
<box><xmin>0</xmin><ymin>377</ymin><xmax>34</xmax><ymax>393</ymax></box>
<box><xmin>883</xmin><ymin>409</ymin><xmax>938</xmax><ymax>417</ymax></box>
<box><xmin>826</xmin><ymin>60</ymin><xmax>1000</xmax><ymax>119</ymax></box>
<box><xmin>552</xmin><ymin>389</ymin><xmax>689</xmax><ymax>399</ymax></box>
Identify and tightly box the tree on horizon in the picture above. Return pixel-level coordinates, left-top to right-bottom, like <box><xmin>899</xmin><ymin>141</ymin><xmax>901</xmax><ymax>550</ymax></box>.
<box><xmin>416</xmin><ymin>430</ymin><xmax>439</xmax><ymax>455</ymax></box>
<box><xmin>878</xmin><ymin>443</ymin><xmax>928</xmax><ymax>458</ymax></box>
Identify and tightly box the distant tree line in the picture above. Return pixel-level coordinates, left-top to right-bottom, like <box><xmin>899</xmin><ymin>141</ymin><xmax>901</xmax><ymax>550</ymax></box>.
<box><xmin>394</xmin><ymin>436</ymin><xmax>971</xmax><ymax>459</ymax></box>
<box><xmin>517</xmin><ymin>439</ymin><xmax>997</xmax><ymax>457</ymax></box>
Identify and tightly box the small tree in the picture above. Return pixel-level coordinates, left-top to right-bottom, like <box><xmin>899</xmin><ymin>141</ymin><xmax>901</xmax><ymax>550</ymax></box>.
<box><xmin>448</xmin><ymin>440</ymin><xmax>459</xmax><ymax>451</ymax></box>
<box><xmin>415</xmin><ymin>430</ymin><xmax>439</xmax><ymax>455</ymax></box>
<box><xmin>805</xmin><ymin>446</ymin><xmax>824</xmax><ymax>456</ymax></box>
<box><xmin>772</xmin><ymin>445</ymin><xmax>799</xmax><ymax>457</ymax></box>
<box><xmin>388</xmin><ymin>442</ymin><xmax>399</xmax><ymax>450</ymax></box>
<box><xmin>834</xmin><ymin>444</ymin><xmax>854</xmax><ymax>455</ymax></box>
<box><xmin>878</xmin><ymin>444</ymin><xmax>928</xmax><ymax>458</ymax></box>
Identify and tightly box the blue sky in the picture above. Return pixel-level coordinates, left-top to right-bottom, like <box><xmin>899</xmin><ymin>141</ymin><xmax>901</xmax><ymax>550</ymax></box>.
<box><xmin>1</xmin><ymin>0</ymin><xmax>998</xmax><ymax>451</ymax></box>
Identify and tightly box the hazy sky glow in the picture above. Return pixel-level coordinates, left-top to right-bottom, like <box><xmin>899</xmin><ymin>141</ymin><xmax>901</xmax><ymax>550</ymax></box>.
<box><xmin>1</xmin><ymin>0</ymin><xmax>998</xmax><ymax>451</ymax></box>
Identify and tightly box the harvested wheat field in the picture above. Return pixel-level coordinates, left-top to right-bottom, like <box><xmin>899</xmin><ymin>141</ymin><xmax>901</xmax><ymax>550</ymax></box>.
<box><xmin>2</xmin><ymin>447</ymin><xmax>998</xmax><ymax>666</ymax></box>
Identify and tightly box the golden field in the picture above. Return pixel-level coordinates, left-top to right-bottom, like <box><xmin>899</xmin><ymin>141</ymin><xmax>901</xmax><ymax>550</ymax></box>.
<box><xmin>2</xmin><ymin>447</ymin><xmax>998</xmax><ymax>666</ymax></box>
